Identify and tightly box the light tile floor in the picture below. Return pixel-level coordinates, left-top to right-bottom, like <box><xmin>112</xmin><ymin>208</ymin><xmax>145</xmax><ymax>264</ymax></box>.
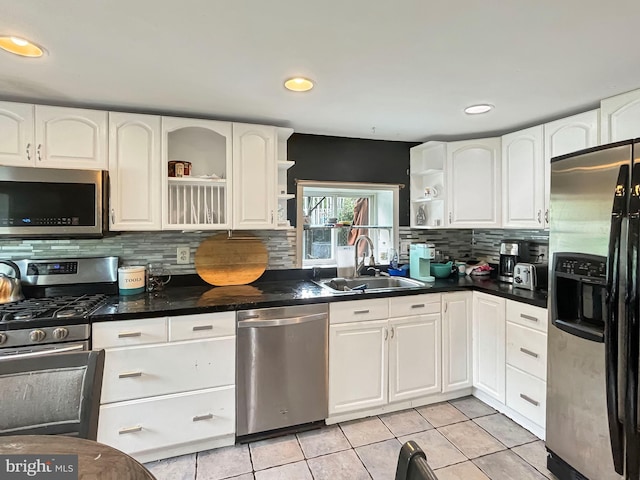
<box><xmin>145</xmin><ymin>396</ymin><xmax>557</xmax><ymax>480</ymax></box>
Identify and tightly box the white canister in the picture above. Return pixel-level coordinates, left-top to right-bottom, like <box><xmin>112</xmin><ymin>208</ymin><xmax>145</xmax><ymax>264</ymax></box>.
<box><xmin>118</xmin><ymin>266</ymin><xmax>146</xmax><ymax>295</ymax></box>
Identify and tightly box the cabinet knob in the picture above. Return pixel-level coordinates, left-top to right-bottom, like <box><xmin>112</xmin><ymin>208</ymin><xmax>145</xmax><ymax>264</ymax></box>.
<box><xmin>390</xmin><ymin>326</ymin><xmax>395</xmax><ymax>338</ymax></box>
<box><xmin>537</xmin><ymin>210</ymin><xmax>542</xmax><ymax>223</ymax></box>
<box><xmin>26</xmin><ymin>143</ymin><xmax>31</xmax><ymax>161</ymax></box>
<box><xmin>37</xmin><ymin>144</ymin><xmax>42</xmax><ymax>162</ymax></box>
<box><xmin>449</xmin><ymin>212</ymin><xmax>452</xmax><ymax>223</ymax></box>
<box><xmin>384</xmin><ymin>328</ymin><xmax>388</xmax><ymax>340</ymax></box>
<box><xmin>111</xmin><ymin>208</ymin><xmax>115</xmax><ymax>224</ymax></box>
<box><xmin>545</xmin><ymin>209</ymin><xmax>549</xmax><ymax>224</ymax></box>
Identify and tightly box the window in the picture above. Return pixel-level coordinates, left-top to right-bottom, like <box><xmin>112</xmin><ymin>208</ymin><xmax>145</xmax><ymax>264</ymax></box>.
<box><xmin>296</xmin><ymin>181</ymin><xmax>399</xmax><ymax>268</ymax></box>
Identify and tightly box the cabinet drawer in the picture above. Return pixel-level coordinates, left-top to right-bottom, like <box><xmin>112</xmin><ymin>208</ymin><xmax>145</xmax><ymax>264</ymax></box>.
<box><xmin>330</xmin><ymin>298</ymin><xmax>389</xmax><ymax>324</ymax></box>
<box><xmin>506</xmin><ymin>365</ymin><xmax>546</xmax><ymax>427</ymax></box>
<box><xmin>98</xmin><ymin>386</ymin><xmax>234</xmax><ymax>456</ymax></box>
<box><xmin>93</xmin><ymin>317</ymin><xmax>168</xmax><ymax>349</ymax></box>
<box><xmin>101</xmin><ymin>337</ymin><xmax>235</xmax><ymax>403</ymax></box>
<box><xmin>389</xmin><ymin>294</ymin><xmax>441</xmax><ymax>318</ymax></box>
<box><xmin>168</xmin><ymin>311</ymin><xmax>235</xmax><ymax>341</ymax></box>
<box><xmin>506</xmin><ymin>300</ymin><xmax>548</xmax><ymax>333</ymax></box>
<box><xmin>506</xmin><ymin>322</ymin><xmax>547</xmax><ymax>380</ymax></box>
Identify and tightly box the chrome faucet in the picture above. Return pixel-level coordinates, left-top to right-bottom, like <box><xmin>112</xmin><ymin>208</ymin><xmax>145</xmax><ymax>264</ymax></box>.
<box><xmin>353</xmin><ymin>235</ymin><xmax>376</xmax><ymax>277</ymax></box>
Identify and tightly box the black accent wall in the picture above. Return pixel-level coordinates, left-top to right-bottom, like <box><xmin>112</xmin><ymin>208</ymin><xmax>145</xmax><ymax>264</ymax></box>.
<box><xmin>287</xmin><ymin>134</ymin><xmax>418</xmax><ymax>226</ymax></box>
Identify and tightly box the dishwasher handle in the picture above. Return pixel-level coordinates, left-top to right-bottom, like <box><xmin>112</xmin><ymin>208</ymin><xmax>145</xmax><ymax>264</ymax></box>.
<box><xmin>238</xmin><ymin>312</ymin><xmax>327</xmax><ymax>328</ymax></box>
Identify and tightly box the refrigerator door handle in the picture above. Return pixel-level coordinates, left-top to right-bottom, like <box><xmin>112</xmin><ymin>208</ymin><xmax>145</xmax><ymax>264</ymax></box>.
<box><xmin>625</xmin><ymin>161</ymin><xmax>640</xmax><ymax>478</ymax></box>
<box><xmin>605</xmin><ymin>164</ymin><xmax>628</xmax><ymax>475</ymax></box>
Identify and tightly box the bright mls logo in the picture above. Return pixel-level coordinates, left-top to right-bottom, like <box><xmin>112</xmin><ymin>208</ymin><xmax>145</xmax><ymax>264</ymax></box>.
<box><xmin>0</xmin><ymin>455</ymin><xmax>78</xmax><ymax>479</ymax></box>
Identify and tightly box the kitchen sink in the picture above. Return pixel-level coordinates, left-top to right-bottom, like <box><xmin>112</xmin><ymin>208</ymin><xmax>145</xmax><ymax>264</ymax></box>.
<box><xmin>313</xmin><ymin>276</ymin><xmax>426</xmax><ymax>292</ymax></box>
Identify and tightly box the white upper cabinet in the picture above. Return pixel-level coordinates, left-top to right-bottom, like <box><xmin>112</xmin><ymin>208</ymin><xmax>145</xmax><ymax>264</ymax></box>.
<box><xmin>543</xmin><ymin>110</ymin><xmax>599</xmax><ymax>228</ymax></box>
<box><xmin>409</xmin><ymin>142</ymin><xmax>448</xmax><ymax>228</ymax></box>
<box><xmin>0</xmin><ymin>102</ymin><xmax>107</xmax><ymax>169</ymax></box>
<box><xmin>108</xmin><ymin>113</ymin><xmax>162</xmax><ymax>231</ymax></box>
<box><xmin>35</xmin><ymin>106</ymin><xmax>108</xmax><ymax>169</ymax></box>
<box><xmin>601</xmin><ymin>89</ymin><xmax>640</xmax><ymax>143</ymax></box>
<box><xmin>162</xmin><ymin>117</ymin><xmax>232</xmax><ymax>230</ymax></box>
<box><xmin>0</xmin><ymin>102</ymin><xmax>34</xmax><ymax>166</ymax></box>
<box><xmin>501</xmin><ymin>126</ymin><xmax>545</xmax><ymax>229</ymax></box>
<box><xmin>447</xmin><ymin>138</ymin><xmax>501</xmax><ymax>228</ymax></box>
<box><xmin>232</xmin><ymin>123</ymin><xmax>277</xmax><ymax>229</ymax></box>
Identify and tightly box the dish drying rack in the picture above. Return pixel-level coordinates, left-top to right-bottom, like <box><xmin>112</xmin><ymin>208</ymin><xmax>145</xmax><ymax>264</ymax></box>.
<box><xmin>167</xmin><ymin>177</ymin><xmax>226</xmax><ymax>226</ymax></box>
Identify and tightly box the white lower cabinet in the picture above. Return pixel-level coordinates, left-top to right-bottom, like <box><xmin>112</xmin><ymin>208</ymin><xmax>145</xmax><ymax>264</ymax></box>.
<box><xmin>471</xmin><ymin>294</ymin><xmax>548</xmax><ymax>438</ymax></box>
<box><xmin>328</xmin><ymin>294</ymin><xmax>444</xmax><ymax>418</ymax></box>
<box><xmin>329</xmin><ymin>319</ymin><xmax>388</xmax><ymax>415</ymax></box>
<box><xmin>94</xmin><ymin>312</ymin><xmax>236</xmax><ymax>463</ymax></box>
<box><xmin>442</xmin><ymin>292</ymin><xmax>472</xmax><ymax>392</ymax></box>
<box><xmin>472</xmin><ymin>292</ymin><xmax>506</xmax><ymax>402</ymax></box>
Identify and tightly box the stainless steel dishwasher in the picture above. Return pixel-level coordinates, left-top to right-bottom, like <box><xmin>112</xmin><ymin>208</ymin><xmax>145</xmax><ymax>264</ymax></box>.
<box><xmin>236</xmin><ymin>303</ymin><xmax>328</xmax><ymax>438</ymax></box>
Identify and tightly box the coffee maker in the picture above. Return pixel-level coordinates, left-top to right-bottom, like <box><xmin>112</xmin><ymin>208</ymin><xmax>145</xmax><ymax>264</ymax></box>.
<box><xmin>410</xmin><ymin>243</ymin><xmax>435</xmax><ymax>282</ymax></box>
<box><xmin>499</xmin><ymin>240</ymin><xmax>530</xmax><ymax>283</ymax></box>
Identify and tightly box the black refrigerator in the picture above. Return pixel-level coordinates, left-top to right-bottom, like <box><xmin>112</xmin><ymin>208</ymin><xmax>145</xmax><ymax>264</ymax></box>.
<box><xmin>547</xmin><ymin>139</ymin><xmax>640</xmax><ymax>479</ymax></box>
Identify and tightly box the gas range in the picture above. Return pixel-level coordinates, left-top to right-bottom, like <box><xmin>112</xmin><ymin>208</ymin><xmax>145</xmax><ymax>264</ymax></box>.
<box><xmin>0</xmin><ymin>257</ymin><xmax>118</xmax><ymax>358</ymax></box>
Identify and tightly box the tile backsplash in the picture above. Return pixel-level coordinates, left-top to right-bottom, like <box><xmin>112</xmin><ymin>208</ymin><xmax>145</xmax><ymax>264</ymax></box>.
<box><xmin>0</xmin><ymin>230</ymin><xmax>297</xmax><ymax>274</ymax></box>
<box><xmin>0</xmin><ymin>227</ymin><xmax>548</xmax><ymax>274</ymax></box>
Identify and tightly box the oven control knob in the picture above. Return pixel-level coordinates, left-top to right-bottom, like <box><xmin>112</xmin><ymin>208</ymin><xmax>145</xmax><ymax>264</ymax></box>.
<box><xmin>30</xmin><ymin>329</ymin><xmax>46</xmax><ymax>343</ymax></box>
<box><xmin>53</xmin><ymin>327</ymin><xmax>69</xmax><ymax>340</ymax></box>
<box><xmin>0</xmin><ymin>332</ymin><xmax>6</xmax><ymax>345</ymax></box>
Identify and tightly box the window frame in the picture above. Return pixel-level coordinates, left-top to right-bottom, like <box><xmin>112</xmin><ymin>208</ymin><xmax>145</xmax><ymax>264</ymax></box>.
<box><xmin>296</xmin><ymin>180</ymin><xmax>400</xmax><ymax>269</ymax></box>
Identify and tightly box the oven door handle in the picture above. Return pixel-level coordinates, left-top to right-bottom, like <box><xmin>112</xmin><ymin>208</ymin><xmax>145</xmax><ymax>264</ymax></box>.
<box><xmin>0</xmin><ymin>343</ymin><xmax>85</xmax><ymax>360</ymax></box>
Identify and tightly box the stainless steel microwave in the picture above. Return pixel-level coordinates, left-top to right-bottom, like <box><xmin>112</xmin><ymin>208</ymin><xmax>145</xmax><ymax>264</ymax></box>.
<box><xmin>0</xmin><ymin>166</ymin><xmax>107</xmax><ymax>237</ymax></box>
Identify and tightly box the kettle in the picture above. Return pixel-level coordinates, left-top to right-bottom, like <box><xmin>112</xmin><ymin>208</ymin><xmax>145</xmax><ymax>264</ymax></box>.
<box><xmin>0</xmin><ymin>260</ymin><xmax>24</xmax><ymax>304</ymax></box>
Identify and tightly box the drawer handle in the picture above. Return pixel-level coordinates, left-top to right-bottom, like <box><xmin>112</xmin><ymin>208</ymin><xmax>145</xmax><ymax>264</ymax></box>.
<box><xmin>119</xmin><ymin>426</ymin><xmax>142</xmax><ymax>435</ymax></box>
<box><xmin>192</xmin><ymin>325</ymin><xmax>213</xmax><ymax>331</ymax></box>
<box><xmin>354</xmin><ymin>310</ymin><xmax>370</xmax><ymax>314</ymax></box>
<box><xmin>520</xmin><ymin>393</ymin><xmax>540</xmax><ymax>406</ymax></box>
<box><xmin>193</xmin><ymin>414</ymin><xmax>214</xmax><ymax>422</ymax></box>
<box><xmin>411</xmin><ymin>304</ymin><xmax>425</xmax><ymax>309</ymax></box>
<box><xmin>118</xmin><ymin>331</ymin><xmax>142</xmax><ymax>338</ymax></box>
<box><xmin>119</xmin><ymin>371</ymin><xmax>143</xmax><ymax>379</ymax></box>
<box><xmin>520</xmin><ymin>314</ymin><xmax>539</xmax><ymax>323</ymax></box>
<box><xmin>520</xmin><ymin>347</ymin><xmax>539</xmax><ymax>358</ymax></box>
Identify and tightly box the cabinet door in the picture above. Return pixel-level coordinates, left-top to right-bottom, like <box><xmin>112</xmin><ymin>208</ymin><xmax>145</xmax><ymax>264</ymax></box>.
<box><xmin>447</xmin><ymin>138</ymin><xmax>501</xmax><ymax>228</ymax></box>
<box><xmin>601</xmin><ymin>88</ymin><xmax>640</xmax><ymax>143</ymax></box>
<box><xmin>501</xmin><ymin>126</ymin><xmax>545</xmax><ymax>228</ymax></box>
<box><xmin>329</xmin><ymin>320</ymin><xmax>388</xmax><ymax>415</ymax></box>
<box><xmin>0</xmin><ymin>101</ymin><xmax>34</xmax><ymax>166</ymax></box>
<box><xmin>388</xmin><ymin>314</ymin><xmax>441</xmax><ymax>402</ymax></box>
<box><xmin>34</xmin><ymin>105</ymin><xmax>107</xmax><ymax>169</ymax></box>
<box><xmin>543</xmin><ymin>110</ymin><xmax>599</xmax><ymax>228</ymax></box>
<box><xmin>442</xmin><ymin>292</ymin><xmax>472</xmax><ymax>392</ymax></box>
<box><xmin>232</xmin><ymin>123</ymin><xmax>276</xmax><ymax>229</ymax></box>
<box><xmin>108</xmin><ymin>113</ymin><xmax>162</xmax><ymax>231</ymax></box>
<box><xmin>472</xmin><ymin>292</ymin><xmax>506</xmax><ymax>402</ymax></box>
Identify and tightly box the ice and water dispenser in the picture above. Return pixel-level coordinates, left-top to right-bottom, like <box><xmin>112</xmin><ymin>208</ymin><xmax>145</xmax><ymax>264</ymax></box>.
<box><xmin>551</xmin><ymin>253</ymin><xmax>607</xmax><ymax>343</ymax></box>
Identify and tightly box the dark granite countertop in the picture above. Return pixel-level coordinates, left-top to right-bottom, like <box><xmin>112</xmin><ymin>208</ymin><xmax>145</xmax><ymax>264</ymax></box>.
<box><xmin>91</xmin><ymin>271</ymin><xmax>547</xmax><ymax>322</ymax></box>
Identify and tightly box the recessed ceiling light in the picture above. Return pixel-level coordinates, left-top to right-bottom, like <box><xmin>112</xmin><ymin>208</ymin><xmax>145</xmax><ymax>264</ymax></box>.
<box><xmin>0</xmin><ymin>36</ymin><xmax>44</xmax><ymax>57</ymax></box>
<box><xmin>284</xmin><ymin>77</ymin><xmax>314</xmax><ymax>92</ymax></box>
<box><xmin>464</xmin><ymin>104</ymin><xmax>494</xmax><ymax>115</ymax></box>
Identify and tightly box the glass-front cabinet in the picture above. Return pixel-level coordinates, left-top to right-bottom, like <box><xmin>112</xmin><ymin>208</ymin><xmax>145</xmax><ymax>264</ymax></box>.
<box><xmin>161</xmin><ymin>117</ymin><xmax>232</xmax><ymax>230</ymax></box>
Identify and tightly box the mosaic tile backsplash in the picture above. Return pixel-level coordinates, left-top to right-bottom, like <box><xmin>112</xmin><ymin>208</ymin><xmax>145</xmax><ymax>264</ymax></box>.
<box><xmin>0</xmin><ymin>230</ymin><xmax>297</xmax><ymax>274</ymax></box>
<box><xmin>0</xmin><ymin>227</ymin><xmax>547</xmax><ymax>275</ymax></box>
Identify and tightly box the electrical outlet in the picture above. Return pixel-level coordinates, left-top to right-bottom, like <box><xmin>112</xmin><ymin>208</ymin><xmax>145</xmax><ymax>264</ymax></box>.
<box><xmin>538</xmin><ymin>244</ymin><xmax>549</xmax><ymax>262</ymax></box>
<box><xmin>400</xmin><ymin>240</ymin><xmax>411</xmax><ymax>255</ymax></box>
<box><xmin>177</xmin><ymin>246</ymin><xmax>190</xmax><ymax>265</ymax></box>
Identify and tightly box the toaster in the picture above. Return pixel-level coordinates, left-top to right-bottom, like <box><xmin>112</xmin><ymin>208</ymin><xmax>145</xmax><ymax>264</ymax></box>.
<box><xmin>513</xmin><ymin>263</ymin><xmax>548</xmax><ymax>290</ymax></box>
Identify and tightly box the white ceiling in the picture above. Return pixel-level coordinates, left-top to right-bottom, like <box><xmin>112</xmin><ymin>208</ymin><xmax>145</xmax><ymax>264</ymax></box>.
<box><xmin>1</xmin><ymin>0</ymin><xmax>639</xmax><ymax>142</ymax></box>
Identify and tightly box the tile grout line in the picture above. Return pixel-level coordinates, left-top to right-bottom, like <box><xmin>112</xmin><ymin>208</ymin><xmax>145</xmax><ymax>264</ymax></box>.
<box><xmin>293</xmin><ymin>431</ymin><xmax>316</xmax><ymax>480</ymax></box>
